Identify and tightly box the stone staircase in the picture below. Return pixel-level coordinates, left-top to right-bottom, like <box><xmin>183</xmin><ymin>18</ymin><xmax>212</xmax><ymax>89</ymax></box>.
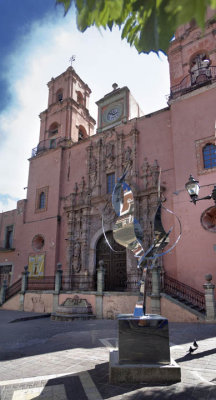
<box><xmin>162</xmin><ymin>273</ymin><xmax>206</xmax><ymax>315</ymax></box>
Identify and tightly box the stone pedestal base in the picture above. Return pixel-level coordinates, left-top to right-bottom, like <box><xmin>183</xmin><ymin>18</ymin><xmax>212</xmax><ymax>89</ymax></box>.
<box><xmin>109</xmin><ymin>350</ymin><xmax>181</xmax><ymax>384</ymax></box>
<box><xmin>118</xmin><ymin>314</ymin><xmax>170</xmax><ymax>364</ymax></box>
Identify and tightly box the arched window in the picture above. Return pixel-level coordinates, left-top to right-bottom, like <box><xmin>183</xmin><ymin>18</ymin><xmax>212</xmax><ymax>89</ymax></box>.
<box><xmin>78</xmin><ymin>125</ymin><xmax>87</xmax><ymax>141</ymax></box>
<box><xmin>77</xmin><ymin>91</ymin><xmax>84</xmax><ymax>105</ymax></box>
<box><xmin>190</xmin><ymin>53</ymin><xmax>211</xmax><ymax>85</ymax></box>
<box><xmin>107</xmin><ymin>173</ymin><xmax>115</xmax><ymax>194</ymax></box>
<box><xmin>35</xmin><ymin>187</ymin><xmax>48</xmax><ymax>213</ymax></box>
<box><xmin>203</xmin><ymin>143</ymin><xmax>216</xmax><ymax>169</ymax></box>
<box><xmin>49</xmin><ymin>122</ymin><xmax>58</xmax><ymax>136</ymax></box>
<box><xmin>39</xmin><ymin>192</ymin><xmax>45</xmax><ymax>209</ymax></box>
<box><xmin>56</xmin><ymin>89</ymin><xmax>63</xmax><ymax>103</ymax></box>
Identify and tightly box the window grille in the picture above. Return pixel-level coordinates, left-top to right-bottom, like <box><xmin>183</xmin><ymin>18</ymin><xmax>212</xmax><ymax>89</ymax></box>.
<box><xmin>107</xmin><ymin>173</ymin><xmax>115</xmax><ymax>194</ymax></box>
<box><xmin>203</xmin><ymin>143</ymin><xmax>216</xmax><ymax>169</ymax></box>
<box><xmin>39</xmin><ymin>192</ymin><xmax>46</xmax><ymax>209</ymax></box>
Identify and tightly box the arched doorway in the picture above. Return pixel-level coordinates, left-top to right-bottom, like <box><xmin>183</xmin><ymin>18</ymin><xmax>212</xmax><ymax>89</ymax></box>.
<box><xmin>96</xmin><ymin>231</ymin><xmax>127</xmax><ymax>291</ymax></box>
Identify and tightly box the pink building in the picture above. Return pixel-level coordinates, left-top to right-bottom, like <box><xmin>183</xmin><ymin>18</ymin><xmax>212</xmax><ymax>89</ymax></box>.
<box><xmin>0</xmin><ymin>19</ymin><xmax>216</xmax><ymax>320</ymax></box>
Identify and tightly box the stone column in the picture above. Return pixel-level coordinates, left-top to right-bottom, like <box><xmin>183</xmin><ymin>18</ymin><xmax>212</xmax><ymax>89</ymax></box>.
<box><xmin>55</xmin><ymin>263</ymin><xmax>62</xmax><ymax>294</ymax></box>
<box><xmin>96</xmin><ymin>260</ymin><xmax>105</xmax><ymax>319</ymax></box>
<box><xmin>97</xmin><ymin>260</ymin><xmax>105</xmax><ymax>293</ymax></box>
<box><xmin>203</xmin><ymin>274</ymin><xmax>216</xmax><ymax>321</ymax></box>
<box><xmin>19</xmin><ymin>265</ymin><xmax>29</xmax><ymax>311</ymax></box>
<box><xmin>53</xmin><ymin>263</ymin><xmax>62</xmax><ymax>312</ymax></box>
<box><xmin>150</xmin><ymin>265</ymin><xmax>161</xmax><ymax>315</ymax></box>
<box><xmin>21</xmin><ymin>266</ymin><xmax>29</xmax><ymax>293</ymax></box>
<box><xmin>0</xmin><ymin>279</ymin><xmax>7</xmax><ymax>305</ymax></box>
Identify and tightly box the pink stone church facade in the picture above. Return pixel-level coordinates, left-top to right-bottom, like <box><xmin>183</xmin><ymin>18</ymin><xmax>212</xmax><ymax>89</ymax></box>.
<box><xmin>0</xmin><ymin>18</ymin><xmax>216</xmax><ymax>319</ymax></box>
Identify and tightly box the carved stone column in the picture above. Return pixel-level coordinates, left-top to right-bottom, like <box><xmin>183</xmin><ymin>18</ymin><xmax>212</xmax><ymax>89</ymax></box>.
<box><xmin>203</xmin><ymin>274</ymin><xmax>216</xmax><ymax>320</ymax></box>
<box><xmin>65</xmin><ymin>210</ymin><xmax>75</xmax><ymax>288</ymax></box>
<box><xmin>21</xmin><ymin>265</ymin><xmax>29</xmax><ymax>293</ymax></box>
<box><xmin>97</xmin><ymin>260</ymin><xmax>105</xmax><ymax>293</ymax></box>
<box><xmin>96</xmin><ymin>260</ymin><xmax>105</xmax><ymax>319</ymax></box>
<box><xmin>55</xmin><ymin>263</ymin><xmax>62</xmax><ymax>294</ymax></box>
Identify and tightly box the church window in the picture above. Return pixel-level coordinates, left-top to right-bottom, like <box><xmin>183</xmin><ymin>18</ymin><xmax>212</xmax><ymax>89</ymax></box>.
<box><xmin>50</xmin><ymin>139</ymin><xmax>56</xmax><ymax>149</ymax></box>
<box><xmin>79</xmin><ymin>131</ymin><xmax>84</xmax><ymax>140</ymax></box>
<box><xmin>39</xmin><ymin>192</ymin><xmax>45</xmax><ymax>209</ymax></box>
<box><xmin>203</xmin><ymin>143</ymin><xmax>216</xmax><ymax>169</ymax></box>
<box><xmin>5</xmin><ymin>226</ymin><xmax>13</xmax><ymax>249</ymax></box>
<box><xmin>56</xmin><ymin>89</ymin><xmax>63</xmax><ymax>103</ymax></box>
<box><xmin>49</xmin><ymin>122</ymin><xmax>58</xmax><ymax>136</ymax></box>
<box><xmin>77</xmin><ymin>91</ymin><xmax>84</xmax><ymax>105</ymax></box>
<box><xmin>107</xmin><ymin>173</ymin><xmax>115</xmax><ymax>194</ymax></box>
<box><xmin>35</xmin><ymin>187</ymin><xmax>49</xmax><ymax>213</ymax></box>
<box><xmin>78</xmin><ymin>125</ymin><xmax>87</xmax><ymax>141</ymax></box>
<box><xmin>32</xmin><ymin>234</ymin><xmax>45</xmax><ymax>251</ymax></box>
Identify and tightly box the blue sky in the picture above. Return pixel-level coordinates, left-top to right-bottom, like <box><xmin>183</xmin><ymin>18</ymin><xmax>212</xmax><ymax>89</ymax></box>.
<box><xmin>0</xmin><ymin>0</ymin><xmax>170</xmax><ymax>212</ymax></box>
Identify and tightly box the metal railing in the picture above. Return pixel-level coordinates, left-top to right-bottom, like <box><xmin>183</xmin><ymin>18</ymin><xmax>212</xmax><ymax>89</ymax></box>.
<box><xmin>170</xmin><ymin>66</ymin><xmax>216</xmax><ymax>100</ymax></box>
<box><xmin>31</xmin><ymin>137</ymin><xmax>67</xmax><ymax>157</ymax></box>
<box><xmin>61</xmin><ymin>273</ymin><xmax>150</xmax><ymax>293</ymax></box>
<box><xmin>28</xmin><ymin>276</ymin><xmax>55</xmax><ymax>291</ymax></box>
<box><xmin>121</xmin><ymin>273</ymin><xmax>152</xmax><ymax>294</ymax></box>
<box><xmin>5</xmin><ymin>278</ymin><xmax>22</xmax><ymax>301</ymax></box>
<box><xmin>163</xmin><ymin>273</ymin><xmax>206</xmax><ymax>311</ymax></box>
<box><xmin>61</xmin><ymin>275</ymin><xmax>96</xmax><ymax>291</ymax></box>
<box><xmin>2</xmin><ymin>270</ymin><xmax>206</xmax><ymax>314</ymax></box>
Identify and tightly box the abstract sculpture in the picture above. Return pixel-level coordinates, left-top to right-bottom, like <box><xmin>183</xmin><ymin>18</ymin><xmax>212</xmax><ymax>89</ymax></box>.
<box><xmin>104</xmin><ymin>163</ymin><xmax>181</xmax><ymax>315</ymax></box>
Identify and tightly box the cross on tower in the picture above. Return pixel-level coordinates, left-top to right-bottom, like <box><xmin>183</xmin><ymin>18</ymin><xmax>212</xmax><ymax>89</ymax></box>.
<box><xmin>69</xmin><ymin>55</ymin><xmax>76</xmax><ymax>67</ymax></box>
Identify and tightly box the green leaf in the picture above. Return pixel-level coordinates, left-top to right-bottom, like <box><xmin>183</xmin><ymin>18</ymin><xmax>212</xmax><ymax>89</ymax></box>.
<box><xmin>57</xmin><ymin>0</ymin><xmax>216</xmax><ymax>54</ymax></box>
<box><xmin>56</xmin><ymin>0</ymin><xmax>72</xmax><ymax>14</ymax></box>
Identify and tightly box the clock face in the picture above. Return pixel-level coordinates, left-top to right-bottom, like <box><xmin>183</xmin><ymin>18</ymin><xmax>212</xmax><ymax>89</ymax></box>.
<box><xmin>103</xmin><ymin>104</ymin><xmax>122</xmax><ymax>124</ymax></box>
<box><xmin>107</xmin><ymin>107</ymin><xmax>120</xmax><ymax>121</ymax></box>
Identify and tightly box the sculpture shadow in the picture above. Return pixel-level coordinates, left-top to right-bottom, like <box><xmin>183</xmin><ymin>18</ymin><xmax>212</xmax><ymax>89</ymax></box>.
<box><xmin>27</xmin><ymin>361</ymin><xmax>215</xmax><ymax>400</ymax></box>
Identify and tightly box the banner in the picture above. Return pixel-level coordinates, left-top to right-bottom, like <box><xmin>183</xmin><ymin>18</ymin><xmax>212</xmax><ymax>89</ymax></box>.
<box><xmin>28</xmin><ymin>254</ymin><xmax>45</xmax><ymax>277</ymax></box>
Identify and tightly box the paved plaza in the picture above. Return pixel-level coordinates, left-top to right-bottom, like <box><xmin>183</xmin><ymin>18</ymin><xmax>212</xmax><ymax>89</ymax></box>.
<box><xmin>0</xmin><ymin>309</ymin><xmax>215</xmax><ymax>399</ymax></box>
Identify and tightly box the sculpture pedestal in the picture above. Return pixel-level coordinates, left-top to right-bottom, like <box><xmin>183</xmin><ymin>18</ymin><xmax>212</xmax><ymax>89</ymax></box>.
<box><xmin>109</xmin><ymin>314</ymin><xmax>181</xmax><ymax>384</ymax></box>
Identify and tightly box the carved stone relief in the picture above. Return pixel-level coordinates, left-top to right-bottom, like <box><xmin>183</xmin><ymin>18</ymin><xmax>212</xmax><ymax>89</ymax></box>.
<box><xmin>63</xmin><ymin>129</ymin><xmax>162</xmax><ymax>287</ymax></box>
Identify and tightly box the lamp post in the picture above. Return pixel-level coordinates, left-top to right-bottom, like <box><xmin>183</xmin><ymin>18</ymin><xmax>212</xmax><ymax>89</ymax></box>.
<box><xmin>185</xmin><ymin>175</ymin><xmax>216</xmax><ymax>205</ymax></box>
<box><xmin>185</xmin><ymin>175</ymin><xmax>216</xmax><ymax>321</ymax></box>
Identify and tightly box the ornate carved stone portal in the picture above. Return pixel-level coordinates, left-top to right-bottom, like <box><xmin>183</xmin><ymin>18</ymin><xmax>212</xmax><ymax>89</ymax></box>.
<box><xmin>63</xmin><ymin>128</ymin><xmax>162</xmax><ymax>291</ymax></box>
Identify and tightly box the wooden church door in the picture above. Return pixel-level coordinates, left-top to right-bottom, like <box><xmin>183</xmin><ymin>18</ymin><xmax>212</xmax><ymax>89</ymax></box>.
<box><xmin>96</xmin><ymin>231</ymin><xmax>127</xmax><ymax>291</ymax></box>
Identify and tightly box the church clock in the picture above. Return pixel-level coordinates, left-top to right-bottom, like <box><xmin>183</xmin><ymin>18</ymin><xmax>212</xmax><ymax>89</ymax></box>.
<box><xmin>103</xmin><ymin>103</ymin><xmax>123</xmax><ymax>123</ymax></box>
<box><xmin>96</xmin><ymin>84</ymin><xmax>143</xmax><ymax>133</ymax></box>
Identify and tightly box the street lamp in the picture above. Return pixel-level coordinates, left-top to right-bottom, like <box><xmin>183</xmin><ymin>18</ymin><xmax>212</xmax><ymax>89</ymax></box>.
<box><xmin>185</xmin><ymin>175</ymin><xmax>216</xmax><ymax>205</ymax></box>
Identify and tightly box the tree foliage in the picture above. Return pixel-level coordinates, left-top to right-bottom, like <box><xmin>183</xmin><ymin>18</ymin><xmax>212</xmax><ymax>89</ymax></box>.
<box><xmin>56</xmin><ymin>0</ymin><xmax>216</xmax><ymax>54</ymax></box>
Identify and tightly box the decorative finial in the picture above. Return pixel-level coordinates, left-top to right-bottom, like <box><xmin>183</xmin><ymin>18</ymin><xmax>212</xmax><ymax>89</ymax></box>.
<box><xmin>69</xmin><ymin>55</ymin><xmax>76</xmax><ymax>67</ymax></box>
<box><xmin>112</xmin><ymin>83</ymin><xmax>118</xmax><ymax>90</ymax></box>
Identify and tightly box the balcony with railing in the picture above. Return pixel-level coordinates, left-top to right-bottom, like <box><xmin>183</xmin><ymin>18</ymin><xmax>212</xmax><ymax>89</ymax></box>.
<box><xmin>31</xmin><ymin>137</ymin><xmax>68</xmax><ymax>158</ymax></box>
<box><xmin>170</xmin><ymin>66</ymin><xmax>216</xmax><ymax>100</ymax></box>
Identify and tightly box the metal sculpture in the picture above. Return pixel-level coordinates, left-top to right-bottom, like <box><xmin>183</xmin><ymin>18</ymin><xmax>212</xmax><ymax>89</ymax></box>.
<box><xmin>105</xmin><ymin>164</ymin><xmax>181</xmax><ymax>315</ymax></box>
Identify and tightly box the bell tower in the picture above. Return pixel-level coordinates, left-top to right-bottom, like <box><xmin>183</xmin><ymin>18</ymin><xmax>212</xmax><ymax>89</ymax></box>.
<box><xmin>168</xmin><ymin>9</ymin><xmax>216</xmax><ymax>100</ymax></box>
<box><xmin>38</xmin><ymin>67</ymin><xmax>95</xmax><ymax>151</ymax></box>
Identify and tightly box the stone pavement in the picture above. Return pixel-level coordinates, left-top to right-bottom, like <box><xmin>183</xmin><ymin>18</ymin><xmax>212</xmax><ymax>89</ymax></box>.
<box><xmin>0</xmin><ymin>309</ymin><xmax>216</xmax><ymax>399</ymax></box>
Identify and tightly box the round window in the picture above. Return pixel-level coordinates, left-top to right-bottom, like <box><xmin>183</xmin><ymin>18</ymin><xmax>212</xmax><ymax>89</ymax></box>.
<box><xmin>32</xmin><ymin>234</ymin><xmax>45</xmax><ymax>251</ymax></box>
<box><xmin>201</xmin><ymin>206</ymin><xmax>216</xmax><ymax>233</ymax></box>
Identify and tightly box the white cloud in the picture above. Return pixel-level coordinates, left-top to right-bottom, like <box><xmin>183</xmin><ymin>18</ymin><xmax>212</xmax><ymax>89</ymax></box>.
<box><xmin>0</xmin><ymin>12</ymin><xmax>170</xmax><ymax>212</ymax></box>
<box><xmin>0</xmin><ymin>194</ymin><xmax>19</xmax><ymax>212</ymax></box>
